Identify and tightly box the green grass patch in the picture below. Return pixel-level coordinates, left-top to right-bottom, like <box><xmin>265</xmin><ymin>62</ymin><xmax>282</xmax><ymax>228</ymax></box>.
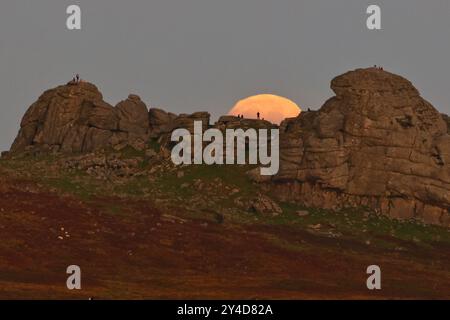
<box><xmin>260</xmin><ymin>202</ymin><xmax>450</xmax><ymax>249</ymax></box>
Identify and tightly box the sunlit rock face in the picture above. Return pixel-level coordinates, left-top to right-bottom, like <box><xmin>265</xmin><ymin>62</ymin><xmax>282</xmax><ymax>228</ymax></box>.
<box><xmin>271</xmin><ymin>68</ymin><xmax>450</xmax><ymax>226</ymax></box>
<box><xmin>229</xmin><ymin>94</ymin><xmax>301</xmax><ymax>125</ymax></box>
<box><xmin>10</xmin><ymin>82</ymin><xmax>150</xmax><ymax>154</ymax></box>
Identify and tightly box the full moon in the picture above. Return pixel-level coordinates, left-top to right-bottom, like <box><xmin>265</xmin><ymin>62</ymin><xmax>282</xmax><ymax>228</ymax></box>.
<box><xmin>229</xmin><ymin>94</ymin><xmax>301</xmax><ymax>125</ymax></box>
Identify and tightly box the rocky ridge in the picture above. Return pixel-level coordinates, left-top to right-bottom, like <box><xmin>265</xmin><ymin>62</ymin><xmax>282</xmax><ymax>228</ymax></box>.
<box><xmin>5</xmin><ymin>68</ymin><xmax>450</xmax><ymax>226</ymax></box>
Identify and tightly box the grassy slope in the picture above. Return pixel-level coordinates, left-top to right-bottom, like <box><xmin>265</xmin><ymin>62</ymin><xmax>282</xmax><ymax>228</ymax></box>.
<box><xmin>0</xmin><ymin>152</ymin><xmax>449</xmax><ymax>299</ymax></box>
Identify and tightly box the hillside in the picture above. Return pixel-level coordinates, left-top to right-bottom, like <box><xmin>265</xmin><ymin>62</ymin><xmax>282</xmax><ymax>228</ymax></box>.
<box><xmin>1</xmin><ymin>68</ymin><xmax>450</xmax><ymax>299</ymax></box>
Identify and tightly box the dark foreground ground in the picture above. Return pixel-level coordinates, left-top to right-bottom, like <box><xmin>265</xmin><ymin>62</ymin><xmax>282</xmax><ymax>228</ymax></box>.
<box><xmin>0</xmin><ymin>154</ymin><xmax>449</xmax><ymax>299</ymax></box>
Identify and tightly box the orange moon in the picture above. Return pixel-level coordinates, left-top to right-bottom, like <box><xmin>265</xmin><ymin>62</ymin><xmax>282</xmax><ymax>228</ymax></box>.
<box><xmin>229</xmin><ymin>94</ymin><xmax>301</xmax><ymax>124</ymax></box>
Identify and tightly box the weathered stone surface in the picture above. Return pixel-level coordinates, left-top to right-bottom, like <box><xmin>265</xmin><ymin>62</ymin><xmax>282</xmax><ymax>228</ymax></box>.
<box><xmin>246</xmin><ymin>167</ymin><xmax>272</xmax><ymax>183</ymax></box>
<box><xmin>116</xmin><ymin>94</ymin><xmax>149</xmax><ymax>135</ymax></box>
<box><xmin>234</xmin><ymin>194</ymin><xmax>282</xmax><ymax>217</ymax></box>
<box><xmin>10</xmin><ymin>83</ymin><xmax>150</xmax><ymax>154</ymax></box>
<box><xmin>149</xmin><ymin>108</ymin><xmax>177</xmax><ymax>137</ymax></box>
<box><xmin>272</xmin><ymin>68</ymin><xmax>450</xmax><ymax>226</ymax></box>
<box><xmin>172</xmin><ymin>112</ymin><xmax>210</xmax><ymax>133</ymax></box>
<box><xmin>85</xmin><ymin>100</ymin><xmax>118</xmax><ymax>131</ymax></box>
<box><xmin>215</xmin><ymin>116</ymin><xmax>277</xmax><ymax>131</ymax></box>
<box><xmin>8</xmin><ymin>72</ymin><xmax>450</xmax><ymax>227</ymax></box>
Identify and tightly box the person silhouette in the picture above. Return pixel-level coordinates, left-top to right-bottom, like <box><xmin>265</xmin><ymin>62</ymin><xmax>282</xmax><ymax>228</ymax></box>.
<box><xmin>257</xmin><ymin>112</ymin><xmax>260</xmax><ymax>120</ymax></box>
<box><xmin>76</xmin><ymin>74</ymin><xmax>80</xmax><ymax>83</ymax></box>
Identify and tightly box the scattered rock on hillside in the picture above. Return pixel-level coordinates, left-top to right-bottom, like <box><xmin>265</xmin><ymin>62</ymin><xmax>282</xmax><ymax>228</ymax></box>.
<box><xmin>149</xmin><ymin>108</ymin><xmax>177</xmax><ymax>137</ymax></box>
<box><xmin>62</xmin><ymin>152</ymin><xmax>142</xmax><ymax>180</ymax></box>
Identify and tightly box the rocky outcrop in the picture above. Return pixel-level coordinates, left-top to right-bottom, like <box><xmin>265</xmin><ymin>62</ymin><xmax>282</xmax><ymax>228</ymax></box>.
<box><xmin>272</xmin><ymin>68</ymin><xmax>450</xmax><ymax>226</ymax></box>
<box><xmin>234</xmin><ymin>194</ymin><xmax>282</xmax><ymax>217</ymax></box>
<box><xmin>215</xmin><ymin>115</ymin><xmax>277</xmax><ymax>131</ymax></box>
<box><xmin>10</xmin><ymin>82</ymin><xmax>151</xmax><ymax>154</ymax></box>
<box><xmin>442</xmin><ymin>113</ymin><xmax>450</xmax><ymax>134</ymax></box>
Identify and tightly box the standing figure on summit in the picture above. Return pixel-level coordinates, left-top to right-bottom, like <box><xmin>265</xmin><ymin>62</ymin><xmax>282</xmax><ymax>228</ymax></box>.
<box><xmin>257</xmin><ymin>112</ymin><xmax>260</xmax><ymax>120</ymax></box>
<box><xmin>76</xmin><ymin>74</ymin><xmax>80</xmax><ymax>83</ymax></box>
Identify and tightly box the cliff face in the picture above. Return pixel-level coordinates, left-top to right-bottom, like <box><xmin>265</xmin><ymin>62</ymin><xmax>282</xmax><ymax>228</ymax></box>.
<box><xmin>273</xmin><ymin>68</ymin><xmax>450</xmax><ymax>226</ymax></box>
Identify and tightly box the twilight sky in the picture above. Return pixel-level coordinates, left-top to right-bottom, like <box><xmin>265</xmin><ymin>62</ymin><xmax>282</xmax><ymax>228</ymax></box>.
<box><xmin>0</xmin><ymin>0</ymin><xmax>449</xmax><ymax>151</ymax></box>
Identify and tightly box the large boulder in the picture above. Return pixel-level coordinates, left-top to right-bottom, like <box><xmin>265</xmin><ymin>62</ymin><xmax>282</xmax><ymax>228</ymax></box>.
<box><xmin>10</xmin><ymin>82</ymin><xmax>150</xmax><ymax>154</ymax></box>
<box><xmin>116</xmin><ymin>94</ymin><xmax>149</xmax><ymax>135</ymax></box>
<box><xmin>272</xmin><ymin>68</ymin><xmax>450</xmax><ymax>226</ymax></box>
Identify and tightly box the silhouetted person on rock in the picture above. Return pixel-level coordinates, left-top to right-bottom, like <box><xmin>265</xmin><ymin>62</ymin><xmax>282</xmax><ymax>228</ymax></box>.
<box><xmin>76</xmin><ymin>74</ymin><xmax>80</xmax><ymax>83</ymax></box>
<box><xmin>257</xmin><ymin>112</ymin><xmax>260</xmax><ymax>120</ymax></box>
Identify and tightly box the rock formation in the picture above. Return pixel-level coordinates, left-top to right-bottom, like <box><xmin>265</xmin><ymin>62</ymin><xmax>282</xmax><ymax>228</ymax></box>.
<box><xmin>148</xmin><ymin>108</ymin><xmax>177</xmax><ymax>138</ymax></box>
<box><xmin>10</xmin><ymin>82</ymin><xmax>152</xmax><ymax>154</ymax></box>
<box><xmin>272</xmin><ymin>68</ymin><xmax>450</xmax><ymax>226</ymax></box>
<box><xmin>7</xmin><ymin>69</ymin><xmax>450</xmax><ymax>226</ymax></box>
